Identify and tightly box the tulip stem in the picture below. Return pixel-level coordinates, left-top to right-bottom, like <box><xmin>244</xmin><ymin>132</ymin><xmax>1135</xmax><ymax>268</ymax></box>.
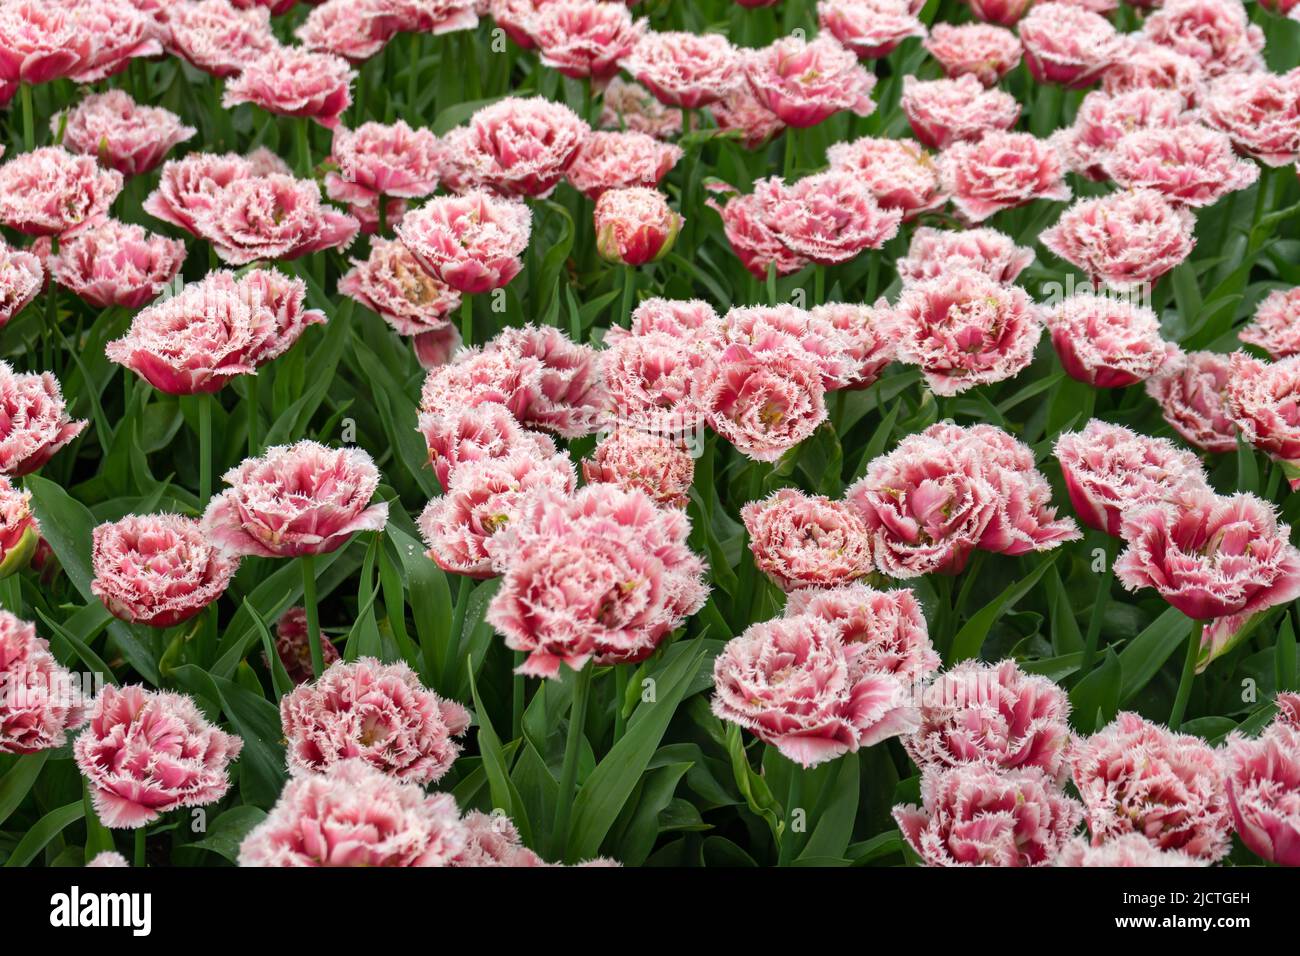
<box><xmin>1079</xmin><ymin>536</ymin><xmax>1117</xmax><ymax>680</ymax></box>
<box><xmin>295</xmin><ymin>117</ymin><xmax>312</xmax><ymax>179</ymax></box>
<box><xmin>511</xmin><ymin>654</ymin><xmax>526</xmax><ymax>741</ymax></box>
<box><xmin>377</xmin><ymin>193</ymin><xmax>387</xmax><ymax>236</ymax></box>
<box><xmin>0</xmin><ymin>576</ymin><xmax>21</xmax><ymax>616</ymax></box>
<box><xmin>613</xmin><ymin>665</ymin><xmax>628</xmax><ymax>742</ymax></box>
<box><xmin>302</xmin><ymin>555</ymin><xmax>325</xmax><ymax>679</ymax></box>
<box><xmin>408</xmin><ymin>32</ymin><xmax>420</xmax><ymax>112</ymax></box>
<box><xmin>133</xmin><ymin>828</ymin><xmax>146</xmax><ymax>868</ymax></box>
<box><xmin>460</xmin><ymin>293</ymin><xmax>473</xmax><ymax>347</ymax></box>
<box><xmin>618</xmin><ymin>266</ymin><xmax>636</xmax><ymax>327</ymax></box>
<box><xmin>20</xmin><ymin>83</ymin><xmax>33</xmax><ymax>152</ymax></box>
<box><xmin>198</xmin><ymin>393</ymin><xmax>213</xmax><ymax>505</ymax></box>
<box><xmin>765</xmin><ymin>261</ymin><xmax>777</xmax><ymax>307</ymax></box>
<box><xmin>782</xmin><ymin>127</ymin><xmax>795</xmax><ymax>179</ymax></box>
<box><xmin>1169</xmin><ymin>618</ymin><xmax>1202</xmax><ymax>729</ymax></box>
<box><xmin>553</xmin><ymin>660</ymin><xmax>593</xmax><ymax>862</ymax></box>
<box><xmin>814</xmin><ymin>265</ymin><xmax>825</xmax><ymax>307</ymax></box>
<box><xmin>778</xmin><ymin>763</ymin><xmax>804</xmax><ymax>866</ymax></box>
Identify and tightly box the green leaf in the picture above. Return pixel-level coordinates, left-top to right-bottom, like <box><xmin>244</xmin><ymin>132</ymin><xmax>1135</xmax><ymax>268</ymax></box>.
<box><xmin>189</xmin><ymin>806</ymin><xmax>268</xmax><ymax>864</ymax></box>
<box><xmin>796</xmin><ymin>753</ymin><xmax>860</xmax><ymax>862</ymax></box>
<box><xmin>948</xmin><ymin>553</ymin><xmax>1058</xmax><ymax>664</ymax></box>
<box><xmin>1276</xmin><ymin>613</ymin><xmax>1297</xmax><ymax>692</ymax></box>
<box><xmin>0</xmin><ymin>751</ymin><xmax>49</xmax><ymax>829</ymax></box>
<box><xmin>4</xmin><ymin>802</ymin><xmax>84</xmax><ymax>867</ymax></box>
<box><xmin>387</xmin><ymin>523</ymin><xmax>453</xmax><ymax>687</ymax></box>
<box><xmin>1117</xmin><ymin>607</ymin><xmax>1188</xmax><ymax>703</ymax></box>
<box><xmin>566</xmin><ymin>641</ymin><xmax>709</xmax><ymax>863</ymax></box>
<box><xmin>467</xmin><ymin>667</ymin><xmax>532</xmax><ymax>848</ymax></box>
<box><xmin>1069</xmin><ymin>647</ymin><xmax>1122</xmax><ymax>733</ymax></box>
<box><xmin>245</xmin><ymin>598</ymin><xmax>294</xmax><ymax>700</ymax></box>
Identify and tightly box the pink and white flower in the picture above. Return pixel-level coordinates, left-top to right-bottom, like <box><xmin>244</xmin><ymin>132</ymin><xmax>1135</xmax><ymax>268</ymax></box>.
<box><xmin>817</xmin><ymin>0</ymin><xmax>926</xmax><ymax>60</ymax></box>
<box><xmin>195</xmin><ymin>174</ymin><xmax>360</xmax><ymax>266</ymax></box>
<box><xmin>0</xmin><ymin>147</ymin><xmax>123</xmax><ymax>238</ymax></box>
<box><xmin>91</xmin><ymin>514</ymin><xmax>238</xmax><ymax>628</ymax></box>
<box><xmin>594</xmin><ymin>187</ymin><xmax>682</xmax><ymax>266</ymax></box>
<box><xmin>531</xmin><ymin>0</ymin><xmax>644</xmax><ymax>79</ymax></box>
<box><xmin>56</xmin><ymin>90</ymin><xmax>195</xmax><ymax>177</ymax></box>
<box><xmin>0</xmin><ymin>363</ymin><xmax>87</xmax><ymax>477</ymax></box>
<box><xmin>1241</xmin><ymin>288</ymin><xmax>1300</xmax><ymax>359</ymax></box>
<box><xmin>702</xmin><ymin>345</ymin><xmax>827</xmax><ymax>462</ymax></box>
<box><xmin>222</xmin><ymin>46</ymin><xmax>355</xmax><ymax>129</ymax></box>
<box><xmin>896</xmin><ymin>226</ymin><xmax>1034</xmax><ymax>286</ymax></box>
<box><xmin>1142</xmin><ymin>0</ymin><xmax>1265</xmax><ymax>78</ymax></box>
<box><xmin>894</xmin><ymin>764</ymin><xmax>1083</xmax><ymax>866</ymax></box>
<box><xmin>581</xmin><ymin>427</ymin><xmax>695</xmax><ymax>507</ymax></box>
<box><xmin>712</xmin><ymin>614</ymin><xmax>919</xmax><ymax>767</ymax></box>
<box><xmin>165</xmin><ymin>0</ymin><xmax>277</xmax><ymax>78</ymax></box>
<box><xmin>891</xmin><ymin>269</ymin><xmax>1043</xmax><ymax>396</ymax></box>
<box><xmin>565</xmin><ymin>131</ymin><xmax>682</xmax><ymax>200</ymax></box>
<box><xmin>825</xmin><ymin>137</ymin><xmax>947</xmax><ymax>220</ymax></box>
<box><xmin>339</xmin><ymin>237</ymin><xmax>461</xmax><ymax>347</ymax></box>
<box><xmin>939</xmin><ymin>131</ymin><xmax>1070</xmax><ymax>222</ymax></box>
<box><xmin>923</xmin><ymin>23</ymin><xmax>1022</xmax><ymax>86</ymax></box>
<box><xmin>741</xmin><ymin>488</ymin><xmax>873</xmax><ymax>592</ymax></box>
<box><xmin>1145</xmin><ymin>348</ymin><xmax>1238</xmax><ymax>454</ymax></box>
<box><xmin>745</xmin><ymin>35</ymin><xmax>876</xmax><ymax>128</ymax></box>
<box><xmin>902</xmin><ymin>75</ymin><xmax>1020</xmax><ymax>150</ymax></box>
<box><xmin>397</xmin><ymin>190</ymin><xmax>531</xmax><ymax>294</ymax></box>
<box><xmin>37</xmin><ymin>218</ymin><xmax>185</xmax><ymax>310</ymax></box>
<box><xmin>1055</xmin><ymin>834</ymin><xmax>1205</xmax><ymax>866</ymax></box>
<box><xmin>202</xmin><ymin>441</ymin><xmax>390</xmax><ymax>558</ymax></box>
<box><xmin>238</xmin><ymin>759</ymin><xmax>465</xmax><ymax>867</ymax></box>
<box><xmin>1017</xmin><ymin>2</ymin><xmax>1126</xmax><ymax>88</ymax></box>
<box><xmin>1104</xmin><ymin>124</ymin><xmax>1259</xmax><ymax>207</ymax></box>
<box><xmin>1071</xmin><ymin>711</ymin><xmax>1231</xmax><ymax>861</ymax></box>
<box><xmin>620</xmin><ymin>30</ymin><xmax>740</xmax><ymax>109</ymax></box>
<box><xmin>1041</xmin><ymin>189</ymin><xmax>1196</xmax><ymax>291</ymax></box>
<box><xmin>75</xmin><ymin>685</ymin><xmax>243</xmax><ymax>829</ymax></box>
<box><xmin>598</xmin><ymin>76</ymin><xmax>683</xmax><ymax>139</ymax></box>
<box><xmin>0</xmin><ymin>241</ymin><xmax>42</xmax><ymax>328</ymax></box>
<box><xmin>0</xmin><ymin>611</ymin><xmax>87</xmax><ymax>755</ymax></box>
<box><xmin>1226</xmin><ymin>353</ymin><xmax>1300</xmax><ymax>486</ymax></box>
<box><xmin>281</xmin><ymin>657</ymin><xmax>470</xmax><ymax>784</ymax></box>
<box><xmin>1201</xmin><ymin>69</ymin><xmax>1300</xmax><ymax>168</ymax></box>
<box><xmin>1045</xmin><ymin>292</ymin><xmax>1171</xmax><ymax>388</ymax></box>
<box><xmin>325</xmin><ymin>121</ymin><xmax>441</xmax><ymax>210</ymax></box>
<box><xmin>1103</xmin><ymin>40</ymin><xmax>1206</xmax><ymax>108</ymax></box>
<box><xmin>905</xmin><ymin>659</ymin><xmax>1073</xmax><ymax>782</ymax></box>
<box><xmin>271</xmin><ymin>607</ymin><xmax>340</xmax><ymax>685</ymax></box>
<box><xmin>1223</xmin><ymin>713</ymin><xmax>1300</xmax><ymax>866</ymax></box>
<box><xmin>441</xmin><ymin>97</ymin><xmax>588</xmax><ymax>198</ymax></box>
<box><xmin>1054</xmin><ymin>88</ymin><xmax>1189</xmax><ymax>181</ymax></box>
<box><xmin>1054</xmin><ymin>420</ymin><xmax>1209</xmax><ymax>536</ymax></box>
<box><xmin>486</xmin><ymin>484</ymin><xmax>708</xmax><ymax>676</ymax></box>
<box><xmin>418</xmin><ymin>402</ymin><xmax>557</xmax><ymax>491</ymax></box>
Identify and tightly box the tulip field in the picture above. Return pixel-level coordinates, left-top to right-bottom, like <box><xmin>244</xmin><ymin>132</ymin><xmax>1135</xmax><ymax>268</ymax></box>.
<box><xmin>0</xmin><ymin>0</ymin><xmax>1299</xmax><ymax>875</ymax></box>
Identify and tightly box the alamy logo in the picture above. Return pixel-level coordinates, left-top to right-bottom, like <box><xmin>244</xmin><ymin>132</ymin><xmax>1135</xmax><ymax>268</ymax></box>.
<box><xmin>49</xmin><ymin>887</ymin><xmax>152</xmax><ymax>937</ymax></box>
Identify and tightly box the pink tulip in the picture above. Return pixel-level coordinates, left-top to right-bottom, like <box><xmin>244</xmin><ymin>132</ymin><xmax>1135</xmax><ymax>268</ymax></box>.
<box><xmin>741</xmin><ymin>488</ymin><xmax>873</xmax><ymax>592</ymax></box>
<box><xmin>769</xmin><ymin>171</ymin><xmax>902</xmax><ymax>265</ymax></box>
<box><xmin>895</xmin><ymin>764</ymin><xmax>1083</xmax><ymax>865</ymax></box>
<box><xmin>69</xmin><ymin>0</ymin><xmax>163</xmax><ymax>84</ymax></box>
<box><xmin>441</xmin><ymin>97</ymin><xmax>588</xmax><ymax>198</ymax></box>
<box><xmin>1071</xmin><ymin>711</ymin><xmax>1231</xmax><ymax>861</ymax></box>
<box><xmin>452</xmin><ymin>811</ymin><xmax>544</xmax><ymax>867</ymax></box>
<box><xmin>531</xmin><ymin>0</ymin><xmax>643</xmax><ymax>79</ymax></box>
<box><xmin>892</xmin><ymin>269</ymin><xmax>1043</xmax><ymax>395</ymax></box>
<box><xmin>1053</xmin><ymin>88</ymin><xmax>1189</xmax><ymax>181</ymax></box>
<box><xmin>620</xmin><ymin>30</ymin><xmax>741</xmax><ymax>109</ymax></box>
<box><xmin>1227</xmin><ymin>352</ymin><xmax>1300</xmax><ymax>484</ymax></box>
<box><xmin>826</xmin><ymin>137</ymin><xmax>947</xmax><ymax>221</ymax></box>
<box><xmin>1102</xmin><ymin>41</ymin><xmax>1206</xmax><ymax>107</ymax></box>
<box><xmin>1241</xmin><ymin>288</ymin><xmax>1300</xmax><ymax>359</ymax></box>
<box><xmin>1115</xmin><ymin>487</ymin><xmax>1300</xmax><ymax>621</ymax></box>
<box><xmin>418</xmin><ymin>403</ymin><xmax>557</xmax><ymax>492</ymax></box>
<box><xmin>196</xmin><ymin>174</ymin><xmax>360</xmax><ymax>266</ymax></box>
<box><xmin>703</xmin><ymin>345</ymin><xmax>827</xmax><ymax>463</ymax></box>
<box><xmin>0</xmin><ymin>147</ymin><xmax>123</xmax><ymax>238</ymax></box>
<box><xmin>594</xmin><ymin>187</ymin><xmax>681</xmax><ymax>266</ymax></box>
<box><xmin>707</xmin><ymin>84</ymin><xmax>785</xmax><ymax>149</ymax></box>
<box><xmin>398</xmin><ymin>190</ymin><xmax>531</xmax><ymax>294</ymax></box>
<box><xmin>37</xmin><ymin>218</ymin><xmax>186</xmax><ymax>310</ymax></box>
<box><xmin>0</xmin><ymin>363</ymin><xmax>87</xmax><ymax>477</ymax></box>
<box><xmin>165</xmin><ymin>0</ymin><xmax>278</xmax><ymax>78</ymax></box>
<box><xmin>1142</xmin><ymin>0</ymin><xmax>1265</xmax><ymax>78</ymax></box>
<box><xmin>713</xmin><ymin>614</ymin><xmax>919</xmax><ymax>767</ymax></box>
<box><xmin>896</xmin><ymin>226</ymin><xmax>1034</xmax><ymax>286</ymax></box>
<box><xmin>1224</xmin><ymin>715</ymin><xmax>1300</xmax><ymax>865</ymax></box>
<box><xmin>1041</xmin><ymin>189</ymin><xmax>1196</xmax><ymax>292</ymax></box>
<box><xmin>1145</xmin><ymin>348</ymin><xmax>1239</xmax><ymax>454</ymax></box>
<box><xmin>271</xmin><ymin>607</ymin><xmax>339</xmax><ymax>685</ymax></box>
<box><xmin>281</xmin><ymin>657</ymin><xmax>470</xmax><ymax>784</ymax></box>
<box><xmin>0</xmin><ymin>241</ymin><xmax>43</xmax><ymax>328</ymax></box>
<box><xmin>1105</xmin><ymin>124</ymin><xmax>1259</xmax><ymax>207</ymax></box>
<box><xmin>202</xmin><ymin>440</ymin><xmax>390</xmax><ymax>558</ymax></box>
<box><xmin>339</xmin><ymin>237</ymin><xmax>460</xmax><ymax>343</ymax></box>
<box><xmin>817</xmin><ymin>0</ymin><xmax>926</xmax><ymax>60</ymax></box>
<box><xmin>1201</xmin><ymin>68</ymin><xmax>1300</xmax><ymax>168</ymax></box>
<box><xmin>784</xmin><ymin>583</ymin><xmax>939</xmax><ymax>684</ymax></box>
<box><xmin>75</xmin><ymin>685</ymin><xmax>242</xmax><ymax>829</ymax></box>
<box><xmin>486</xmin><ymin>484</ymin><xmax>708</xmax><ymax>676</ymax></box>
<box><xmin>745</xmin><ymin>35</ymin><xmax>876</xmax><ymax>128</ymax></box>
<box><xmin>91</xmin><ymin>514</ymin><xmax>239</xmax><ymax>628</ymax></box>
<box><xmin>565</xmin><ymin>131</ymin><xmax>682</xmax><ymax>200</ymax></box>
<box><xmin>601</xmin><ymin>331</ymin><xmax>712</xmax><ymax>436</ymax></box>
<box><xmin>238</xmin><ymin>759</ymin><xmax>466</xmax><ymax>866</ymax></box>
<box><xmin>222</xmin><ymin>46</ymin><xmax>355</xmax><ymax>129</ymax></box>
<box><xmin>295</xmin><ymin>0</ymin><xmax>396</xmax><ymax>62</ymax></box>
<box><xmin>1054</xmin><ymin>420</ymin><xmax>1209</xmax><ymax>536</ymax></box>
<box><xmin>940</xmin><ymin>131</ymin><xmax>1071</xmax><ymax>222</ymax></box>
<box><xmin>1054</xmin><ymin>833</ymin><xmax>1205</xmax><ymax>866</ymax></box>
<box><xmin>965</xmin><ymin>0</ymin><xmax>1032</xmax><ymax>25</ymax></box>
<box><xmin>419</xmin><ymin>450</ymin><xmax>576</xmax><ymax>576</ymax></box>
<box><xmin>0</xmin><ymin>0</ymin><xmax>89</xmax><ymax>88</ymax></box>
<box><xmin>1018</xmin><ymin>3</ymin><xmax>1127</xmax><ymax>88</ymax></box>
<box><xmin>906</xmin><ymin>659</ymin><xmax>1073</xmax><ymax>782</ymax></box>
<box><xmin>582</xmin><ymin>427</ymin><xmax>694</xmax><ymax>507</ymax></box>
<box><xmin>325</xmin><ymin>121</ymin><xmax>441</xmax><ymax>207</ymax></box>
<box><xmin>57</xmin><ymin>90</ymin><xmax>195</xmax><ymax>178</ymax></box>
<box><xmin>144</xmin><ymin>151</ymin><xmax>256</xmax><ymax>235</ymax></box>
<box><xmin>706</xmin><ymin>178</ymin><xmax>810</xmax><ymax>279</ymax></box>
<box><xmin>0</xmin><ymin>610</ymin><xmax>87</xmax><ymax>755</ymax></box>
<box><xmin>902</xmin><ymin>75</ymin><xmax>1019</xmax><ymax>150</ymax></box>
<box><xmin>597</xmin><ymin>77</ymin><xmax>683</xmax><ymax>139</ymax></box>
<box><xmin>1045</xmin><ymin>292</ymin><xmax>1172</xmax><ymax>388</ymax></box>
<box><xmin>924</xmin><ymin>23</ymin><xmax>1022</xmax><ymax>86</ymax></box>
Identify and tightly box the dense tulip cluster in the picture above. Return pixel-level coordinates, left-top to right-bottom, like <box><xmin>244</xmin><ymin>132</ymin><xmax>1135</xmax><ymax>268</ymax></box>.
<box><xmin>0</xmin><ymin>0</ymin><xmax>1296</xmax><ymax>879</ymax></box>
